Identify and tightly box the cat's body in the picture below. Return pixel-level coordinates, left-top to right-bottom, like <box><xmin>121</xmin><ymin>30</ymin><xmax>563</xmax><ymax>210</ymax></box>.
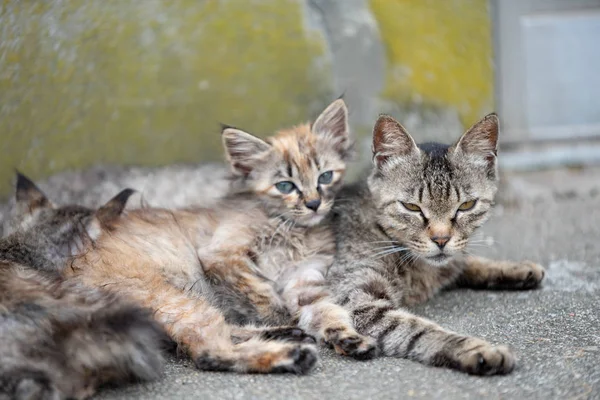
<box><xmin>65</xmin><ymin>100</ymin><xmax>376</xmax><ymax>375</ymax></box>
<box><xmin>0</xmin><ymin>174</ymin><xmax>165</xmax><ymax>400</ymax></box>
<box><xmin>327</xmin><ymin>114</ymin><xmax>545</xmax><ymax>375</ymax></box>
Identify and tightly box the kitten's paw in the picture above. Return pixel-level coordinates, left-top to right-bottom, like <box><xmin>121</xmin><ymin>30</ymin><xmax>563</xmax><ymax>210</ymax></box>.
<box><xmin>459</xmin><ymin>344</ymin><xmax>516</xmax><ymax>376</ymax></box>
<box><xmin>504</xmin><ymin>261</ymin><xmax>545</xmax><ymax>289</ymax></box>
<box><xmin>260</xmin><ymin>327</ymin><xmax>317</xmax><ymax>344</ymax></box>
<box><xmin>271</xmin><ymin>344</ymin><xmax>319</xmax><ymax>374</ymax></box>
<box><xmin>326</xmin><ymin>329</ymin><xmax>379</xmax><ymax>360</ymax></box>
<box><xmin>195</xmin><ymin>343</ymin><xmax>318</xmax><ymax>374</ymax></box>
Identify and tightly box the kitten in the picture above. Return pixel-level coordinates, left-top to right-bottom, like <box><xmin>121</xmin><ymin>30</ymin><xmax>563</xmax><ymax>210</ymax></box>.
<box><xmin>328</xmin><ymin>113</ymin><xmax>545</xmax><ymax>375</ymax></box>
<box><xmin>65</xmin><ymin>99</ymin><xmax>377</xmax><ymax>375</ymax></box>
<box><xmin>0</xmin><ymin>173</ymin><xmax>165</xmax><ymax>400</ymax></box>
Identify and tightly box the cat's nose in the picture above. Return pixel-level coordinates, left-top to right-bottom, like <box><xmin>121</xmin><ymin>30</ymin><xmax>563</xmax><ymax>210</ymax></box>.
<box><xmin>431</xmin><ymin>235</ymin><xmax>450</xmax><ymax>249</ymax></box>
<box><xmin>305</xmin><ymin>199</ymin><xmax>321</xmax><ymax>212</ymax></box>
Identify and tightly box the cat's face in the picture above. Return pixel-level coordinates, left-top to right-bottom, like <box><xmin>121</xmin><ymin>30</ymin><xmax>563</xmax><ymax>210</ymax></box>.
<box><xmin>222</xmin><ymin>99</ymin><xmax>352</xmax><ymax>227</ymax></box>
<box><xmin>368</xmin><ymin>114</ymin><xmax>499</xmax><ymax>266</ymax></box>
<box><xmin>9</xmin><ymin>172</ymin><xmax>134</xmax><ymax>262</ymax></box>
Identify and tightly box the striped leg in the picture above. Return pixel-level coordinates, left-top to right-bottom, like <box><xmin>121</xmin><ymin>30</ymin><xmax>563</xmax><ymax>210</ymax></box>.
<box><xmin>457</xmin><ymin>256</ymin><xmax>545</xmax><ymax>290</ymax></box>
<box><xmin>280</xmin><ymin>259</ymin><xmax>378</xmax><ymax>360</ymax></box>
<box><xmin>337</xmin><ymin>270</ymin><xmax>515</xmax><ymax>375</ymax></box>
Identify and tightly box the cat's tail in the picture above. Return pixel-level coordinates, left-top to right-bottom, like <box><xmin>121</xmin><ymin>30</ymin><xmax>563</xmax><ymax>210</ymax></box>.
<box><xmin>61</xmin><ymin>303</ymin><xmax>167</xmax><ymax>386</ymax></box>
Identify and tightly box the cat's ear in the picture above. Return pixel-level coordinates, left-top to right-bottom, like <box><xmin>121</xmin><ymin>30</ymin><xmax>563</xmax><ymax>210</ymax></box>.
<box><xmin>222</xmin><ymin>126</ymin><xmax>272</xmax><ymax>177</ymax></box>
<box><xmin>15</xmin><ymin>171</ymin><xmax>52</xmax><ymax>216</ymax></box>
<box><xmin>96</xmin><ymin>188</ymin><xmax>135</xmax><ymax>229</ymax></box>
<box><xmin>372</xmin><ymin>114</ymin><xmax>419</xmax><ymax>168</ymax></box>
<box><xmin>454</xmin><ymin>113</ymin><xmax>499</xmax><ymax>170</ymax></box>
<box><xmin>312</xmin><ymin>99</ymin><xmax>351</xmax><ymax>156</ymax></box>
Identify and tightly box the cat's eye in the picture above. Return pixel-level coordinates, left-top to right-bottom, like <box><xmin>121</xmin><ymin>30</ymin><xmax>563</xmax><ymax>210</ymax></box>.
<box><xmin>318</xmin><ymin>171</ymin><xmax>333</xmax><ymax>185</ymax></box>
<box><xmin>401</xmin><ymin>202</ymin><xmax>422</xmax><ymax>212</ymax></box>
<box><xmin>458</xmin><ymin>200</ymin><xmax>477</xmax><ymax>211</ymax></box>
<box><xmin>275</xmin><ymin>181</ymin><xmax>296</xmax><ymax>194</ymax></box>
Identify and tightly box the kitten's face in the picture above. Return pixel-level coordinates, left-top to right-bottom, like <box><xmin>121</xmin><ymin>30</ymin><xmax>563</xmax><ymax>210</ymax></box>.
<box><xmin>223</xmin><ymin>99</ymin><xmax>352</xmax><ymax>227</ymax></box>
<box><xmin>9</xmin><ymin>173</ymin><xmax>134</xmax><ymax>263</ymax></box>
<box><xmin>369</xmin><ymin>114</ymin><xmax>499</xmax><ymax>266</ymax></box>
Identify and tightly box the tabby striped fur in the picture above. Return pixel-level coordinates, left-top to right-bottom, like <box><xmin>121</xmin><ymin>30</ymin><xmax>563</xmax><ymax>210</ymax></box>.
<box><xmin>327</xmin><ymin>114</ymin><xmax>545</xmax><ymax>375</ymax></box>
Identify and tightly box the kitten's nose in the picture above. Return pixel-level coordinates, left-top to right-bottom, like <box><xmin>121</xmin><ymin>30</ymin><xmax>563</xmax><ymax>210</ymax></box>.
<box><xmin>431</xmin><ymin>235</ymin><xmax>450</xmax><ymax>249</ymax></box>
<box><xmin>305</xmin><ymin>199</ymin><xmax>321</xmax><ymax>212</ymax></box>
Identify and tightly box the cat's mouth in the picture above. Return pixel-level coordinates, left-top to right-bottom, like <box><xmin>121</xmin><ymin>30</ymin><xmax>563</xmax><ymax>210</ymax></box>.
<box><xmin>426</xmin><ymin>253</ymin><xmax>450</xmax><ymax>265</ymax></box>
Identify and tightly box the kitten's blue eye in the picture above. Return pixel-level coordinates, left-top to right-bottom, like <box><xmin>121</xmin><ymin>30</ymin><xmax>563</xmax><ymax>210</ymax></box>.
<box><xmin>275</xmin><ymin>181</ymin><xmax>296</xmax><ymax>194</ymax></box>
<box><xmin>318</xmin><ymin>171</ymin><xmax>333</xmax><ymax>185</ymax></box>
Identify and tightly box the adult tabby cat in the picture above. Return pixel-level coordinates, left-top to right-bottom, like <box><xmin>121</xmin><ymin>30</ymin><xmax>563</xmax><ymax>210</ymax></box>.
<box><xmin>328</xmin><ymin>113</ymin><xmax>545</xmax><ymax>375</ymax></box>
<box><xmin>65</xmin><ymin>99</ymin><xmax>376</xmax><ymax>375</ymax></box>
<box><xmin>1</xmin><ymin>173</ymin><xmax>165</xmax><ymax>400</ymax></box>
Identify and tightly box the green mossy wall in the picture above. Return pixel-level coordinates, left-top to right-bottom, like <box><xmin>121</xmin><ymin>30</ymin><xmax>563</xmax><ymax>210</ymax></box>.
<box><xmin>0</xmin><ymin>0</ymin><xmax>493</xmax><ymax>196</ymax></box>
<box><xmin>0</xmin><ymin>0</ymin><xmax>330</xmax><ymax>196</ymax></box>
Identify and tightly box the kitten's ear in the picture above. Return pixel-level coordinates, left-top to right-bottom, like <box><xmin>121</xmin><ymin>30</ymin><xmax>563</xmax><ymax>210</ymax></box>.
<box><xmin>454</xmin><ymin>113</ymin><xmax>499</xmax><ymax>169</ymax></box>
<box><xmin>15</xmin><ymin>171</ymin><xmax>52</xmax><ymax>216</ymax></box>
<box><xmin>372</xmin><ymin>114</ymin><xmax>419</xmax><ymax>168</ymax></box>
<box><xmin>312</xmin><ymin>99</ymin><xmax>351</xmax><ymax>155</ymax></box>
<box><xmin>96</xmin><ymin>188</ymin><xmax>135</xmax><ymax>229</ymax></box>
<box><xmin>222</xmin><ymin>127</ymin><xmax>272</xmax><ymax>177</ymax></box>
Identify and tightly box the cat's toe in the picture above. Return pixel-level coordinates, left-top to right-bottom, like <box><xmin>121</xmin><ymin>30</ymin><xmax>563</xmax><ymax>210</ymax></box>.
<box><xmin>518</xmin><ymin>261</ymin><xmax>545</xmax><ymax>289</ymax></box>
<box><xmin>462</xmin><ymin>345</ymin><xmax>516</xmax><ymax>376</ymax></box>
<box><xmin>272</xmin><ymin>345</ymin><xmax>318</xmax><ymax>374</ymax></box>
<box><xmin>333</xmin><ymin>334</ymin><xmax>379</xmax><ymax>361</ymax></box>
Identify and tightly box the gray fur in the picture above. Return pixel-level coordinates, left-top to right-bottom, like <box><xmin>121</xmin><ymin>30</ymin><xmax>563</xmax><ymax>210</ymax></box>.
<box><xmin>0</xmin><ymin>174</ymin><xmax>166</xmax><ymax>399</ymax></box>
<box><xmin>327</xmin><ymin>114</ymin><xmax>543</xmax><ymax>375</ymax></box>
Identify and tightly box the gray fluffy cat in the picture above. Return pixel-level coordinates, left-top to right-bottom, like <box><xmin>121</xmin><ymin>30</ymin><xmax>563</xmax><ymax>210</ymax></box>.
<box><xmin>328</xmin><ymin>113</ymin><xmax>545</xmax><ymax>375</ymax></box>
<box><xmin>0</xmin><ymin>173</ymin><xmax>166</xmax><ymax>400</ymax></box>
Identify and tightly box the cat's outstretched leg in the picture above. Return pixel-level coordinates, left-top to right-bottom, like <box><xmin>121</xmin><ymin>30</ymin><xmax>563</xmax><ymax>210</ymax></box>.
<box><xmin>334</xmin><ymin>270</ymin><xmax>515</xmax><ymax>375</ymax></box>
<box><xmin>456</xmin><ymin>256</ymin><xmax>545</xmax><ymax>290</ymax></box>
<box><xmin>280</xmin><ymin>259</ymin><xmax>378</xmax><ymax>360</ymax></box>
<box><xmin>95</xmin><ymin>274</ymin><xmax>317</xmax><ymax>374</ymax></box>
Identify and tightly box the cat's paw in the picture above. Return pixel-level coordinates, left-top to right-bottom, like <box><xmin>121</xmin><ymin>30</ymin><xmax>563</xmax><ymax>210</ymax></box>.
<box><xmin>458</xmin><ymin>344</ymin><xmax>516</xmax><ymax>376</ymax></box>
<box><xmin>271</xmin><ymin>344</ymin><xmax>319</xmax><ymax>374</ymax></box>
<box><xmin>503</xmin><ymin>260</ymin><xmax>545</xmax><ymax>289</ymax></box>
<box><xmin>260</xmin><ymin>327</ymin><xmax>317</xmax><ymax>344</ymax></box>
<box><xmin>325</xmin><ymin>329</ymin><xmax>379</xmax><ymax>360</ymax></box>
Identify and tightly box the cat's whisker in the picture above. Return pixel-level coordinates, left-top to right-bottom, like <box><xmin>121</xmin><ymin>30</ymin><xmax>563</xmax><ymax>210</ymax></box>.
<box><xmin>367</xmin><ymin>247</ymin><xmax>410</xmax><ymax>260</ymax></box>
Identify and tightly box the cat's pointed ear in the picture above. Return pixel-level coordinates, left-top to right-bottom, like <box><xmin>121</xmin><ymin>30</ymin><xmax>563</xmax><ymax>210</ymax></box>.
<box><xmin>96</xmin><ymin>188</ymin><xmax>135</xmax><ymax>229</ymax></box>
<box><xmin>454</xmin><ymin>113</ymin><xmax>499</xmax><ymax>170</ymax></box>
<box><xmin>222</xmin><ymin>127</ymin><xmax>272</xmax><ymax>177</ymax></box>
<box><xmin>15</xmin><ymin>171</ymin><xmax>52</xmax><ymax>216</ymax></box>
<box><xmin>372</xmin><ymin>114</ymin><xmax>419</xmax><ymax>169</ymax></box>
<box><xmin>312</xmin><ymin>99</ymin><xmax>351</xmax><ymax>156</ymax></box>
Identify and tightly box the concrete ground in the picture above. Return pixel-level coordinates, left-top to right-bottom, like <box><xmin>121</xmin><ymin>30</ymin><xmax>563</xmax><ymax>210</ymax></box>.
<box><xmin>3</xmin><ymin>165</ymin><xmax>599</xmax><ymax>399</ymax></box>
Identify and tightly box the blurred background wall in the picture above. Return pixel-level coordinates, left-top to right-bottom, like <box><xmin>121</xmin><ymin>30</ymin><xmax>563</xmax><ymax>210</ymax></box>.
<box><xmin>1</xmin><ymin>0</ymin><xmax>599</xmax><ymax>197</ymax></box>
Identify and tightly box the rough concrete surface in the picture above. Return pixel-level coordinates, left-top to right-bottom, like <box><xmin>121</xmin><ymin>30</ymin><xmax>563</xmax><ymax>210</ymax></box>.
<box><xmin>2</xmin><ymin>165</ymin><xmax>599</xmax><ymax>400</ymax></box>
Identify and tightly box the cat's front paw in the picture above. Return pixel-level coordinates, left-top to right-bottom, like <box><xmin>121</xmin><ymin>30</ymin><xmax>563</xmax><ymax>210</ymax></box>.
<box><xmin>325</xmin><ymin>329</ymin><xmax>379</xmax><ymax>360</ymax></box>
<box><xmin>458</xmin><ymin>344</ymin><xmax>516</xmax><ymax>376</ymax></box>
<box><xmin>503</xmin><ymin>260</ymin><xmax>545</xmax><ymax>289</ymax></box>
<box><xmin>260</xmin><ymin>327</ymin><xmax>317</xmax><ymax>344</ymax></box>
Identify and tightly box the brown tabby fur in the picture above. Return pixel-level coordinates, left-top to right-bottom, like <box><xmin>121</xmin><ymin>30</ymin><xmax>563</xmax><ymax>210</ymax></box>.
<box><xmin>0</xmin><ymin>173</ymin><xmax>165</xmax><ymax>400</ymax></box>
<box><xmin>65</xmin><ymin>100</ymin><xmax>377</xmax><ymax>375</ymax></box>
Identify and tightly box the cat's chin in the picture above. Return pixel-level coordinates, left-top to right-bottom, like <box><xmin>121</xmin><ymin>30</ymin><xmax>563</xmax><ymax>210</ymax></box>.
<box><xmin>423</xmin><ymin>253</ymin><xmax>453</xmax><ymax>267</ymax></box>
<box><xmin>297</xmin><ymin>213</ymin><xmax>326</xmax><ymax>227</ymax></box>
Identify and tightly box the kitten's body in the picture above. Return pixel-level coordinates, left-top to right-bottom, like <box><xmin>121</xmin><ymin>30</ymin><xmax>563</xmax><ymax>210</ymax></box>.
<box><xmin>328</xmin><ymin>114</ymin><xmax>545</xmax><ymax>375</ymax></box>
<box><xmin>65</xmin><ymin>100</ymin><xmax>376</xmax><ymax>375</ymax></box>
<box><xmin>0</xmin><ymin>174</ymin><xmax>165</xmax><ymax>400</ymax></box>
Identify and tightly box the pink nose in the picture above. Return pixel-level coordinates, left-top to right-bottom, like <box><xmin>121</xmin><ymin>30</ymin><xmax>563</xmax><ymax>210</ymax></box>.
<box><xmin>431</xmin><ymin>235</ymin><xmax>450</xmax><ymax>249</ymax></box>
